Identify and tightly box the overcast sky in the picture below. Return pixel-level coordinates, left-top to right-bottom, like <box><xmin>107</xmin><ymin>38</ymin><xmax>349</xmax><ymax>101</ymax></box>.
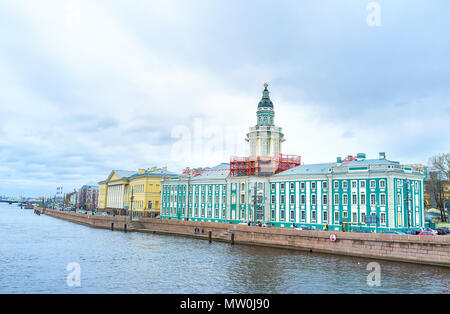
<box><xmin>1</xmin><ymin>0</ymin><xmax>449</xmax><ymax>197</ymax></box>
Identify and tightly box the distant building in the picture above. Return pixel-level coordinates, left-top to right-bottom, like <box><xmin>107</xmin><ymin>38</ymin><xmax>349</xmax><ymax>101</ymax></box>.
<box><xmin>98</xmin><ymin>168</ymin><xmax>178</xmax><ymax>217</ymax></box>
<box><xmin>65</xmin><ymin>190</ymin><xmax>78</xmax><ymax>207</ymax></box>
<box><xmin>77</xmin><ymin>185</ymin><xmax>98</xmax><ymax>210</ymax></box>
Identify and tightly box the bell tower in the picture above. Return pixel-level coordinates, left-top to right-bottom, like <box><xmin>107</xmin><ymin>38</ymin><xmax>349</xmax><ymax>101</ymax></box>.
<box><xmin>246</xmin><ymin>83</ymin><xmax>285</xmax><ymax>157</ymax></box>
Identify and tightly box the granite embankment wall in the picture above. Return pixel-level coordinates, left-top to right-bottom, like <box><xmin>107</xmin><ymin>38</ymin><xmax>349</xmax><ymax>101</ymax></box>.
<box><xmin>43</xmin><ymin>208</ymin><xmax>450</xmax><ymax>267</ymax></box>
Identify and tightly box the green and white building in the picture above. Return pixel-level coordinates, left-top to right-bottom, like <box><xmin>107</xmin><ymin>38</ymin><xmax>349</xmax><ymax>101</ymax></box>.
<box><xmin>161</xmin><ymin>85</ymin><xmax>427</xmax><ymax>232</ymax></box>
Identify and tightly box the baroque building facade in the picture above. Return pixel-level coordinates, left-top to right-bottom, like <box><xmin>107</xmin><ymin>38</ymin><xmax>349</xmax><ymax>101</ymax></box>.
<box><xmin>161</xmin><ymin>85</ymin><xmax>427</xmax><ymax>232</ymax></box>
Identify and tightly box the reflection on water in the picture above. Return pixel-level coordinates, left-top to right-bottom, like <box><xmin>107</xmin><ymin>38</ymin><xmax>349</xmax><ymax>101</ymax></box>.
<box><xmin>0</xmin><ymin>203</ymin><xmax>449</xmax><ymax>294</ymax></box>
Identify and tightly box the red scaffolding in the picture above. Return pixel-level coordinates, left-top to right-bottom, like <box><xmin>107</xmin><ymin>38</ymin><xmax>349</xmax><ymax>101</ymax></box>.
<box><xmin>230</xmin><ymin>154</ymin><xmax>301</xmax><ymax>177</ymax></box>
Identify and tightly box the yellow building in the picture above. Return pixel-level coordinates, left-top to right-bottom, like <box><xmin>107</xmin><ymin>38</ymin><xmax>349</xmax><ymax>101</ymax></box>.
<box><xmin>98</xmin><ymin>168</ymin><xmax>178</xmax><ymax>217</ymax></box>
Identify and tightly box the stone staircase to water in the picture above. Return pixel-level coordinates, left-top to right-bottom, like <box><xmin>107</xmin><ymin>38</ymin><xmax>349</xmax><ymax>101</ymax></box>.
<box><xmin>130</xmin><ymin>220</ymin><xmax>146</xmax><ymax>231</ymax></box>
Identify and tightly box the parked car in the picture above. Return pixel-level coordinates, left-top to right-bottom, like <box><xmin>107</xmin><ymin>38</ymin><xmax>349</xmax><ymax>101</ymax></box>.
<box><xmin>295</xmin><ymin>225</ymin><xmax>313</xmax><ymax>231</ymax></box>
<box><xmin>436</xmin><ymin>227</ymin><xmax>449</xmax><ymax>235</ymax></box>
<box><xmin>418</xmin><ymin>231</ymin><xmax>437</xmax><ymax>236</ymax></box>
<box><xmin>353</xmin><ymin>229</ymin><xmax>371</xmax><ymax>233</ymax></box>
<box><xmin>421</xmin><ymin>227</ymin><xmax>438</xmax><ymax>235</ymax></box>
<box><xmin>398</xmin><ymin>228</ymin><xmax>420</xmax><ymax>235</ymax></box>
<box><xmin>381</xmin><ymin>230</ymin><xmax>405</xmax><ymax>235</ymax></box>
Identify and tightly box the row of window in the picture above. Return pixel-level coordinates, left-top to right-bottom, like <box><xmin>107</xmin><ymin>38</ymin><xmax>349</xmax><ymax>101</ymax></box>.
<box><xmin>271</xmin><ymin>180</ymin><xmax>388</xmax><ymax>192</ymax></box>
<box><xmin>271</xmin><ymin>209</ymin><xmax>388</xmax><ymax>225</ymax></box>
<box><xmin>164</xmin><ymin>185</ymin><xmax>226</xmax><ymax>194</ymax></box>
<box><xmin>165</xmin><ymin>180</ymin><xmax>420</xmax><ymax>196</ymax></box>
<box><xmin>271</xmin><ymin>192</ymin><xmax>387</xmax><ymax>206</ymax></box>
<box><xmin>165</xmin><ymin>193</ymin><xmax>227</xmax><ymax>205</ymax></box>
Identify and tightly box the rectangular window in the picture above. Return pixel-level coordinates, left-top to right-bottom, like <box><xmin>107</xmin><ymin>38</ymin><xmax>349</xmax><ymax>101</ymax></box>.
<box><xmin>352</xmin><ymin>194</ymin><xmax>357</xmax><ymax>205</ymax></box>
<box><xmin>371</xmin><ymin>194</ymin><xmax>376</xmax><ymax>205</ymax></box>
<box><xmin>370</xmin><ymin>180</ymin><xmax>376</xmax><ymax>188</ymax></box>
<box><xmin>361</xmin><ymin>213</ymin><xmax>366</xmax><ymax>223</ymax></box>
<box><xmin>360</xmin><ymin>181</ymin><xmax>366</xmax><ymax>188</ymax></box>
<box><xmin>342</xmin><ymin>181</ymin><xmax>348</xmax><ymax>189</ymax></box>
<box><xmin>280</xmin><ymin>194</ymin><xmax>285</xmax><ymax>204</ymax></box>
<box><xmin>380</xmin><ymin>180</ymin><xmax>386</xmax><ymax>189</ymax></box>
<box><xmin>352</xmin><ymin>212</ymin><xmax>358</xmax><ymax>222</ymax></box>
<box><xmin>323</xmin><ymin>194</ymin><xmax>328</xmax><ymax>205</ymax></box>
<box><xmin>271</xmin><ymin>210</ymin><xmax>275</xmax><ymax>219</ymax></box>
<box><xmin>334</xmin><ymin>194</ymin><xmax>339</xmax><ymax>205</ymax></box>
<box><xmin>280</xmin><ymin>210</ymin><xmax>285</xmax><ymax>220</ymax></box>
<box><xmin>343</xmin><ymin>211</ymin><xmax>348</xmax><ymax>219</ymax></box>
<box><xmin>290</xmin><ymin>210</ymin><xmax>295</xmax><ymax>220</ymax></box>
<box><xmin>290</xmin><ymin>182</ymin><xmax>295</xmax><ymax>190</ymax></box>
<box><xmin>311</xmin><ymin>194</ymin><xmax>316</xmax><ymax>205</ymax></box>
<box><xmin>312</xmin><ymin>210</ymin><xmax>316</xmax><ymax>221</ymax></box>
<box><xmin>300</xmin><ymin>182</ymin><xmax>305</xmax><ymax>189</ymax></box>
<box><xmin>271</xmin><ymin>183</ymin><xmax>275</xmax><ymax>191</ymax></box>
<box><xmin>343</xmin><ymin>194</ymin><xmax>348</xmax><ymax>205</ymax></box>
<box><xmin>323</xmin><ymin>211</ymin><xmax>328</xmax><ymax>222</ymax></box>
<box><xmin>290</xmin><ymin>194</ymin><xmax>295</xmax><ymax>204</ymax></box>
<box><xmin>311</xmin><ymin>182</ymin><xmax>316</xmax><ymax>189</ymax></box>
<box><xmin>334</xmin><ymin>181</ymin><xmax>339</xmax><ymax>189</ymax></box>
<box><xmin>352</xmin><ymin>181</ymin><xmax>357</xmax><ymax>188</ymax></box>
<box><xmin>280</xmin><ymin>183</ymin><xmax>285</xmax><ymax>190</ymax></box>
<box><xmin>240</xmin><ymin>194</ymin><xmax>245</xmax><ymax>204</ymax></box>
<box><xmin>381</xmin><ymin>213</ymin><xmax>386</xmax><ymax>225</ymax></box>
<box><xmin>334</xmin><ymin>211</ymin><xmax>339</xmax><ymax>223</ymax></box>
<box><xmin>323</xmin><ymin>181</ymin><xmax>327</xmax><ymax>189</ymax></box>
<box><xmin>301</xmin><ymin>194</ymin><xmax>306</xmax><ymax>205</ymax></box>
<box><xmin>301</xmin><ymin>210</ymin><xmax>306</xmax><ymax>221</ymax></box>
<box><xmin>271</xmin><ymin>194</ymin><xmax>275</xmax><ymax>204</ymax></box>
<box><xmin>380</xmin><ymin>194</ymin><xmax>386</xmax><ymax>206</ymax></box>
<box><xmin>361</xmin><ymin>194</ymin><xmax>366</xmax><ymax>205</ymax></box>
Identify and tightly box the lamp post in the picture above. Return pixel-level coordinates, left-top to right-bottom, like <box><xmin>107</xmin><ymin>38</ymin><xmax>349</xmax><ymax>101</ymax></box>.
<box><xmin>130</xmin><ymin>187</ymin><xmax>134</xmax><ymax>220</ymax></box>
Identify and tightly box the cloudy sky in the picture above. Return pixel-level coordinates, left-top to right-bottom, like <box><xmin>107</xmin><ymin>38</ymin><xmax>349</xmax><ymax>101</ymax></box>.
<box><xmin>1</xmin><ymin>0</ymin><xmax>449</xmax><ymax>197</ymax></box>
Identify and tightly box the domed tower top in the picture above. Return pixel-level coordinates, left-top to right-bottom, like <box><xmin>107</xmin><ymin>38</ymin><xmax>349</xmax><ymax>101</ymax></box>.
<box><xmin>256</xmin><ymin>83</ymin><xmax>274</xmax><ymax>126</ymax></box>
<box><xmin>258</xmin><ymin>82</ymin><xmax>274</xmax><ymax>108</ymax></box>
<box><xmin>247</xmin><ymin>83</ymin><xmax>284</xmax><ymax>157</ymax></box>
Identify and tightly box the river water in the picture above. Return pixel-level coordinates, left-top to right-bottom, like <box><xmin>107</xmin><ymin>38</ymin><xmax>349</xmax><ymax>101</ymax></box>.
<box><xmin>0</xmin><ymin>203</ymin><xmax>448</xmax><ymax>294</ymax></box>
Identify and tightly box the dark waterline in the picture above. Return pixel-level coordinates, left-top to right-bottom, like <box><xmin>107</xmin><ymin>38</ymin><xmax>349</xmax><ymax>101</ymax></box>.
<box><xmin>0</xmin><ymin>203</ymin><xmax>448</xmax><ymax>294</ymax></box>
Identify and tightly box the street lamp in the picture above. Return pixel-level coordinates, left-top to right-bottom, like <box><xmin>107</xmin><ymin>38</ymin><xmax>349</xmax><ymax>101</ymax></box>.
<box><xmin>130</xmin><ymin>187</ymin><xmax>134</xmax><ymax>220</ymax></box>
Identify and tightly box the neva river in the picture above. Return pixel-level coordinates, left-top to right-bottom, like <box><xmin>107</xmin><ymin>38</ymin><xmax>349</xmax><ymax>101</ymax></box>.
<box><xmin>0</xmin><ymin>203</ymin><xmax>449</xmax><ymax>294</ymax></box>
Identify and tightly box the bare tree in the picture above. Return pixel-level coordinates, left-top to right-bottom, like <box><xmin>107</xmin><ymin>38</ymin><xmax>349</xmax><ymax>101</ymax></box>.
<box><xmin>429</xmin><ymin>153</ymin><xmax>450</xmax><ymax>222</ymax></box>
